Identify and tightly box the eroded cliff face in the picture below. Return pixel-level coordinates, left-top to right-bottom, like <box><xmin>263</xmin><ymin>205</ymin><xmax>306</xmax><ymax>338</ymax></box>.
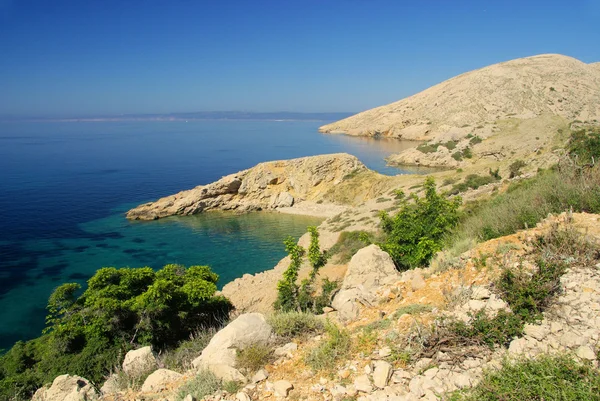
<box><xmin>126</xmin><ymin>153</ymin><xmax>366</xmax><ymax>221</ymax></box>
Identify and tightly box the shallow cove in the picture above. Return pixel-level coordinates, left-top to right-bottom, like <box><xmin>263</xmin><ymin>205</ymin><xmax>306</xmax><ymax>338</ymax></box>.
<box><xmin>0</xmin><ymin>120</ymin><xmax>428</xmax><ymax>349</ymax></box>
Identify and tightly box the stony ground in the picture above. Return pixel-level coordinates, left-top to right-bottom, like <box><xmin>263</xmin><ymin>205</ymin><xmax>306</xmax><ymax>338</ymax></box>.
<box><xmin>71</xmin><ymin>212</ymin><xmax>599</xmax><ymax>401</ymax></box>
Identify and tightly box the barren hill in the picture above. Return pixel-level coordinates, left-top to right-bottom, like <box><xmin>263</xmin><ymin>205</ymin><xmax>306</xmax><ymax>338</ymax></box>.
<box><xmin>320</xmin><ymin>54</ymin><xmax>600</xmax><ymax>140</ymax></box>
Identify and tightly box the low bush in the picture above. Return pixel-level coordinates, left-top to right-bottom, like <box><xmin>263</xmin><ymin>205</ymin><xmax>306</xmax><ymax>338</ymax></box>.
<box><xmin>393</xmin><ymin>304</ymin><xmax>433</xmax><ymax>319</ymax></box>
<box><xmin>417</xmin><ymin>143</ymin><xmax>440</xmax><ymax>153</ymax></box>
<box><xmin>568</xmin><ymin>127</ymin><xmax>600</xmax><ymax>165</ymax></box>
<box><xmin>304</xmin><ymin>322</ymin><xmax>351</xmax><ymax>372</ymax></box>
<box><xmin>379</xmin><ymin>177</ymin><xmax>461</xmax><ymax>270</ymax></box>
<box><xmin>327</xmin><ymin>231</ymin><xmax>375</xmax><ymax>263</ymax></box>
<box><xmin>469</xmin><ymin>136</ymin><xmax>483</xmax><ymax>145</ymax></box>
<box><xmin>161</xmin><ymin>327</ymin><xmax>222</xmax><ymax>371</ymax></box>
<box><xmin>448</xmin><ymin>173</ymin><xmax>499</xmax><ymax>195</ymax></box>
<box><xmin>175</xmin><ymin>370</ymin><xmax>221</xmax><ymax>401</ymax></box>
<box><xmin>447</xmin><ymin>163</ymin><xmax>600</xmax><ymax>244</ymax></box>
<box><xmin>450</xmin><ymin>355</ymin><xmax>600</xmax><ymax>401</ymax></box>
<box><xmin>509</xmin><ymin>159</ymin><xmax>526</xmax><ymax>178</ymax></box>
<box><xmin>267</xmin><ymin>312</ymin><xmax>324</xmax><ymax>339</ymax></box>
<box><xmin>236</xmin><ymin>343</ymin><xmax>273</xmax><ymax>373</ymax></box>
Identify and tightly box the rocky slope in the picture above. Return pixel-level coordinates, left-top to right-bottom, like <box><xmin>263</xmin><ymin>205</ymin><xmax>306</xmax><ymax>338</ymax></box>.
<box><xmin>320</xmin><ymin>54</ymin><xmax>600</xmax><ymax>140</ymax></box>
<box><xmin>126</xmin><ymin>153</ymin><xmax>366</xmax><ymax>221</ymax></box>
<box><xmin>41</xmin><ymin>212</ymin><xmax>599</xmax><ymax>401</ymax></box>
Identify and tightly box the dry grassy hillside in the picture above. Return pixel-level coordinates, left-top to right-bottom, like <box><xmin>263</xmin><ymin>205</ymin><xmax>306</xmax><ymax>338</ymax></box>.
<box><xmin>320</xmin><ymin>54</ymin><xmax>600</xmax><ymax>141</ymax></box>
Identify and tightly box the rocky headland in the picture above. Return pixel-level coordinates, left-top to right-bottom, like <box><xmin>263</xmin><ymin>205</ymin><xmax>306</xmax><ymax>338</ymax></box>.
<box><xmin>126</xmin><ymin>153</ymin><xmax>367</xmax><ymax>221</ymax></box>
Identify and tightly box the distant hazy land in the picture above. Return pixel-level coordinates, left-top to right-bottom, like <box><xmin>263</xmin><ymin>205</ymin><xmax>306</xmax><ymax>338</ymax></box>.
<box><xmin>0</xmin><ymin>111</ymin><xmax>354</xmax><ymax>123</ymax></box>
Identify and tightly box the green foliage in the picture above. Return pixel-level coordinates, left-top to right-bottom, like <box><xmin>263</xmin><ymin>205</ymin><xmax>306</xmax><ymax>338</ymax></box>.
<box><xmin>448</xmin><ymin>173</ymin><xmax>499</xmax><ymax>195</ymax></box>
<box><xmin>416</xmin><ymin>143</ymin><xmax>440</xmax><ymax>153</ymax></box>
<box><xmin>268</xmin><ymin>312</ymin><xmax>325</xmax><ymax>339</ymax></box>
<box><xmin>275</xmin><ymin>228</ymin><xmax>332</xmax><ymax>313</ymax></box>
<box><xmin>327</xmin><ymin>231</ymin><xmax>375</xmax><ymax>263</ymax></box>
<box><xmin>462</xmin><ymin>147</ymin><xmax>473</xmax><ymax>159</ymax></box>
<box><xmin>448</xmin><ymin>164</ymin><xmax>600</xmax><ymax>243</ymax></box>
<box><xmin>236</xmin><ymin>343</ymin><xmax>273</xmax><ymax>373</ymax></box>
<box><xmin>392</xmin><ymin>304</ymin><xmax>433</xmax><ymax>319</ymax></box>
<box><xmin>509</xmin><ymin>159</ymin><xmax>527</xmax><ymax>178</ymax></box>
<box><xmin>161</xmin><ymin>327</ymin><xmax>221</xmax><ymax>371</ymax></box>
<box><xmin>497</xmin><ymin>258</ymin><xmax>566</xmax><ymax>324</ymax></box>
<box><xmin>442</xmin><ymin>140</ymin><xmax>457</xmax><ymax>150</ymax></box>
<box><xmin>379</xmin><ymin>178</ymin><xmax>461</xmax><ymax>270</ymax></box>
<box><xmin>450</xmin><ymin>355</ymin><xmax>600</xmax><ymax>401</ymax></box>
<box><xmin>222</xmin><ymin>380</ymin><xmax>242</xmax><ymax>394</ymax></box>
<box><xmin>304</xmin><ymin>322</ymin><xmax>351</xmax><ymax>372</ymax></box>
<box><xmin>469</xmin><ymin>136</ymin><xmax>483</xmax><ymax>145</ymax></box>
<box><xmin>0</xmin><ymin>264</ymin><xmax>232</xmax><ymax>400</ymax></box>
<box><xmin>568</xmin><ymin>128</ymin><xmax>600</xmax><ymax>165</ymax></box>
<box><xmin>451</xmin><ymin>151</ymin><xmax>463</xmax><ymax>161</ymax></box>
<box><xmin>447</xmin><ymin>310</ymin><xmax>523</xmax><ymax>347</ymax></box>
<box><xmin>175</xmin><ymin>370</ymin><xmax>222</xmax><ymax>401</ymax></box>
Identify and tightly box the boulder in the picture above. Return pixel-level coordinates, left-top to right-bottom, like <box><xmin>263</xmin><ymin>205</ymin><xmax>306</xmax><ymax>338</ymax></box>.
<box><xmin>372</xmin><ymin>360</ymin><xmax>393</xmax><ymax>389</ymax></box>
<box><xmin>274</xmin><ymin>342</ymin><xmax>298</xmax><ymax>358</ymax></box>
<box><xmin>271</xmin><ymin>192</ymin><xmax>294</xmax><ymax>208</ymax></box>
<box><xmin>251</xmin><ymin>368</ymin><xmax>269</xmax><ymax>383</ymax></box>
<box><xmin>332</xmin><ymin>245</ymin><xmax>400</xmax><ymax>322</ymax></box>
<box><xmin>192</xmin><ymin>313</ymin><xmax>272</xmax><ymax>381</ymax></box>
<box><xmin>141</xmin><ymin>368</ymin><xmax>183</xmax><ymax>393</ymax></box>
<box><xmin>122</xmin><ymin>346</ymin><xmax>158</xmax><ymax>375</ymax></box>
<box><xmin>354</xmin><ymin>375</ymin><xmax>373</xmax><ymax>394</ymax></box>
<box><xmin>32</xmin><ymin>374</ymin><xmax>98</xmax><ymax>401</ymax></box>
<box><xmin>273</xmin><ymin>380</ymin><xmax>294</xmax><ymax>397</ymax></box>
<box><xmin>100</xmin><ymin>374</ymin><xmax>120</xmax><ymax>395</ymax></box>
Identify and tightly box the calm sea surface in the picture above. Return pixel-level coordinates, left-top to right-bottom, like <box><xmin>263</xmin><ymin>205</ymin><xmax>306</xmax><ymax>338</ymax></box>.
<box><xmin>0</xmin><ymin>120</ymin><xmax>426</xmax><ymax>349</ymax></box>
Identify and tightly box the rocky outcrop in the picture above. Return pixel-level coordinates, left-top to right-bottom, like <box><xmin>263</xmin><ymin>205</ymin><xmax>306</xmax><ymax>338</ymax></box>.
<box><xmin>140</xmin><ymin>369</ymin><xmax>183</xmax><ymax>393</ymax></box>
<box><xmin>320</xmin><ymin>54</ymin><xmax>600</xmax><ymax>139</ymax></box>
<box><xmin>122</xmin><ymin>346</ymin><xmax>157</xmax><ymax>376</ymax></box>
<box><xmin>32</xmin><ymin>374</ymin><xmax>98</xmax><ymax>401</ymax></box>
<box><xmin>192</xmin><ymin>313</ymin><xmax>272</xmax><ymax>382</ymax></box>
<box><xmin>332</xmin><ymin>244</ymin><xmax>400</xmax><ymax>322</ymax></box>
<box><xmin>126</xmin><ymin>153</ymin><xmax>366</xmax><ymax>220</ymax></box>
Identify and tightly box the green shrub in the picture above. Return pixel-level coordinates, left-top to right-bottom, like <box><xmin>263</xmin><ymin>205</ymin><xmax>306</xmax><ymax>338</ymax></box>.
<box><xmin>417</xmin><ymin>143</ymin><xmax>440</xmax><ymax>153</ymax></box>
<box><xmin>568</xmin><ymin>128</ymin><xmax>600</xmax><ymax>164</ymax></box>
<box><xmin>304</xmin><ymin>323</ymin><xmax>351</xmax><ymax>371</ymax></box>
<box><xmin>462</xmin><ymin>147</ymin><xmax>473</xmax><ymax>159</ymax></box>
<box><xmin>176</xmin><ymin>370</ymin><xmax>222</xmax><ymax>401</ymax></box>
<box><xmin>448</xmin><ymin>173</ymin><xmax>499</xmax><ymax>195</ymax></box>
<box><xmin>469</xmin><ymin>136</ymin><xmax>483</xmax><ymax>145</ymax></box>
<box><xmin>379</xmin><ymin>177</ymin><xmax>461</xmax><ymax>270</ymax></box>
<box><xmin>448</xmin><ymin>164</ymin><xmax>600</xmax><ymax>243</ymax></box>
<box><xmin>450</xmin><ymin>355</ymin><xmax>600</xmax><ymax>401</ymax></box>
<box><xmin>509</xmin><ymin>159</ymin><xmax>526</xmax><ymax>178</ymax></box>
<box><xmin>442</xmin><ymin>140</ymin><xmax>458</xmax><ymax>150</ymax></box>
<box><xmin>327</xmin><ymin>231</ymin><xmax>374</xmax><ymax>263</ymax></box>
<box><xmin>0</xmin><ymin>264</ymin><xmax>232</xmax><ymax>400</ymax></box>
<box><xmin>236</xmin><ymin>343</ymin><xmax>273</xmax><ymax>373</ymax></box>
<box><xmin>275</xmin><ymin>227</ymin><xmax>331</xmax><ymax>313</ymax></box>
<box><xmin>161</xmin><ymin>327</ymin><xmax>221</xmax><ymax>371</ymax></box>
<box><xmin>268</xmin><ymin>312</ymin><xmax>325</xmax><ymax>339</ymax></box>
<box><xmin>451</xmin><ymin>151</ymin><xmax>463</xmax><ymax>161</ymax></box>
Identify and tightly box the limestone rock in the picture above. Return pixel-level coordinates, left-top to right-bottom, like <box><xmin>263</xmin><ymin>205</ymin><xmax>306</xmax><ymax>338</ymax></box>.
<box><xmin>32</xmin><ymin>374</ymin><xmax>98</xmax><ymax>401</ymax></box>
<box><xmin>127</xmin><ymin>154</ymin><xmax>366</xmax><ymax>220</ymax></box>
<box><xmin>192</xmin><ymin>313</ymin><xmax>272</xmax><ymax>370</ymax></box>
<box><xmin>576</xmin><ymin>345</ymin><xmax>597</xmax><ymax>360</ymax></box>
<box><xmin>122</xmin><ymin>346</ymin><xmax>158</xmax><ymax>375</ymax></box>
<box><xmin>100</xmin><ymin>374</ymin><xmax>120</xmax><ymax>395</ymax></box>
<box><xmin>236</xmin><ymin>392</ymin><xmax>251</xmax><ymax>401</ymax></box>
<box><xmin>372</xmin><ymin>361</ymin><xmax>393</xmax><ymax>389</ymax></box>
<box><xmin>333</xmin><ymin>245</ymin><xmax>400</xmax><ymax>322</ymax></box>
<box><xmin>354</xmin><ymin>375</ymin><xmax>373</xmax><ymax>394</ymax></box>
<box><xmin>410</xmin><ymin>273</ymin><xmax>426</xmax><ymax>291</ymax></box>
<box><xmin>273</xmin><ymin>380</ymin><xmax>293</xmax><ymax>397</ymax></box>
<box><xmin>274</xmin><ymin>342</ymin><xmax>298</xmax><ymax>358</ymax></box>
<box><xmin>252</xmin><ymin>368</ymin><xmax>269</xmax><ymax>383</ymax></box>
<box><xmin>141</xmin><ymin>369</ymin><xmax>183</xmax><ymax>393</ymax></box>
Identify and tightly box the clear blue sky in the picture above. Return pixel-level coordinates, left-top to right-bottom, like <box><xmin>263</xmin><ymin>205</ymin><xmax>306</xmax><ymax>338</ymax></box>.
<box><xmin>1</xmin><ymin>0</ymin><xmax>599</xmax><ymax>117</ymax></box>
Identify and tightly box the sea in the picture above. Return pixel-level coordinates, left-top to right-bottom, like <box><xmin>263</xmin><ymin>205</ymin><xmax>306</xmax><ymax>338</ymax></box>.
<box><xmin>0</xmin><ymin>119</ymin><xmax>427</xmax><ymax>350</ymax></box>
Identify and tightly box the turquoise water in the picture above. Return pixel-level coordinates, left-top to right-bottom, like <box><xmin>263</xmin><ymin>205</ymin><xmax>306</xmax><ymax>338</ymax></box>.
<box><xmin>0</xmin><ymin>120</ymin><xmax>427</xmax><ymax>349</ymax></box>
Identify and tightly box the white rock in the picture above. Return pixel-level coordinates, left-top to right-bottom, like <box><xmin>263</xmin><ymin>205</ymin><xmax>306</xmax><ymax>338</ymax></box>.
<box><xmin>122</xmin><ymin>346</ymin><xmax>157</xmax><ymax>375</ymax></box>
<box><xmin>523</xmin><ymin>324</ymin><xmax>549</xmax><ymax>341</ymax></box>
<box><xmin>372</xmin><ymin>360</ymin><xmax>393</xmax><ymax>388</ymax></box>
<box><xmin>330</xmin><ymin>385</ymin><xmax>347</xmax><ymax>397</ymax></box>
<box><xmin>183</xmin><ymin>395</ymin><xmax>195</xmax><ymax>401</ymax></box>
<box><xmin>576</xmin><ymin>345</ymin><xmax>597</xmax><ymax>360</ymax></box>
<box><xmin>274</xmin><ymin>342</ymin><xmax>297</xmax><ymax>358</ymax></box>
<box><xmin>465</xmin><ymin>299</ymin><xmax>486</xmax><ymax>311</ymax></box>
<box><xmin>354</xmin><ymin>375</ymin><xmax>373</xmax><ymax>393</ymax></box>
<box><xmin>273</xmin><ymin>380</ymin><xmax>293</xmax><ymax>397</ymax></box>
<box><xmin>251</xmin><ymin>368</ymin><xmax>269</xmax><ymax>383</ymax></box>
<box><xmin>411</xmin><ymin>273</ymin><xmax>426</xmax><ymax>291</ymax></box>
<box><xmin>391</xmin><ymin>369</ymin><xmax>412</xmax><ymax>383</ymax></box>
<box><xmin>192</xmin><ymin>313</ymin><xmax>272</xmax><ymax>371</ymax></box>
<box><xmin>378</xmin><ymin>346</ymin><xmax>392</xmax><ymax>358</ymax></box>
<box><xmin>32</xmin><ymin>374</ymin><xmax>99</xmax><ymax>401</ymax></box>
<box><xmin>100</xmin><ymin>374</ymin><xmax>120</xmax><ymax>395</ymax></box>
<box><xmin>332</xmin><ymin>245</ymin><xmax>400</xmax><ymax>322</ymax></box>
<box><xmin>471</xmin><ymin>286</ymin><xmax>491</xmax><ymax>300</ymax></box>
<box><xmin>141</xmin><ymin>369</ymin><xmax>183</xmax><ymax>393</ymax></box>
<box><xmin>236</xmin><ymin>392</ymin><xmax>251</xmax><ymax>401</ymax></box>
<box><xmin>208</xmin><ymin>364</ymin><xmax>247</xmax><ymax>383</ymax></box>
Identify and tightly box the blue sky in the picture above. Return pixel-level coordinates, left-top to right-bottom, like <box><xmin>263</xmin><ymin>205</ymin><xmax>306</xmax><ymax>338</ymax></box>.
<box><xmin>1</xmin><ymin>0</ymin><xmax>599</xmax><ymax>117</ymax></box>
